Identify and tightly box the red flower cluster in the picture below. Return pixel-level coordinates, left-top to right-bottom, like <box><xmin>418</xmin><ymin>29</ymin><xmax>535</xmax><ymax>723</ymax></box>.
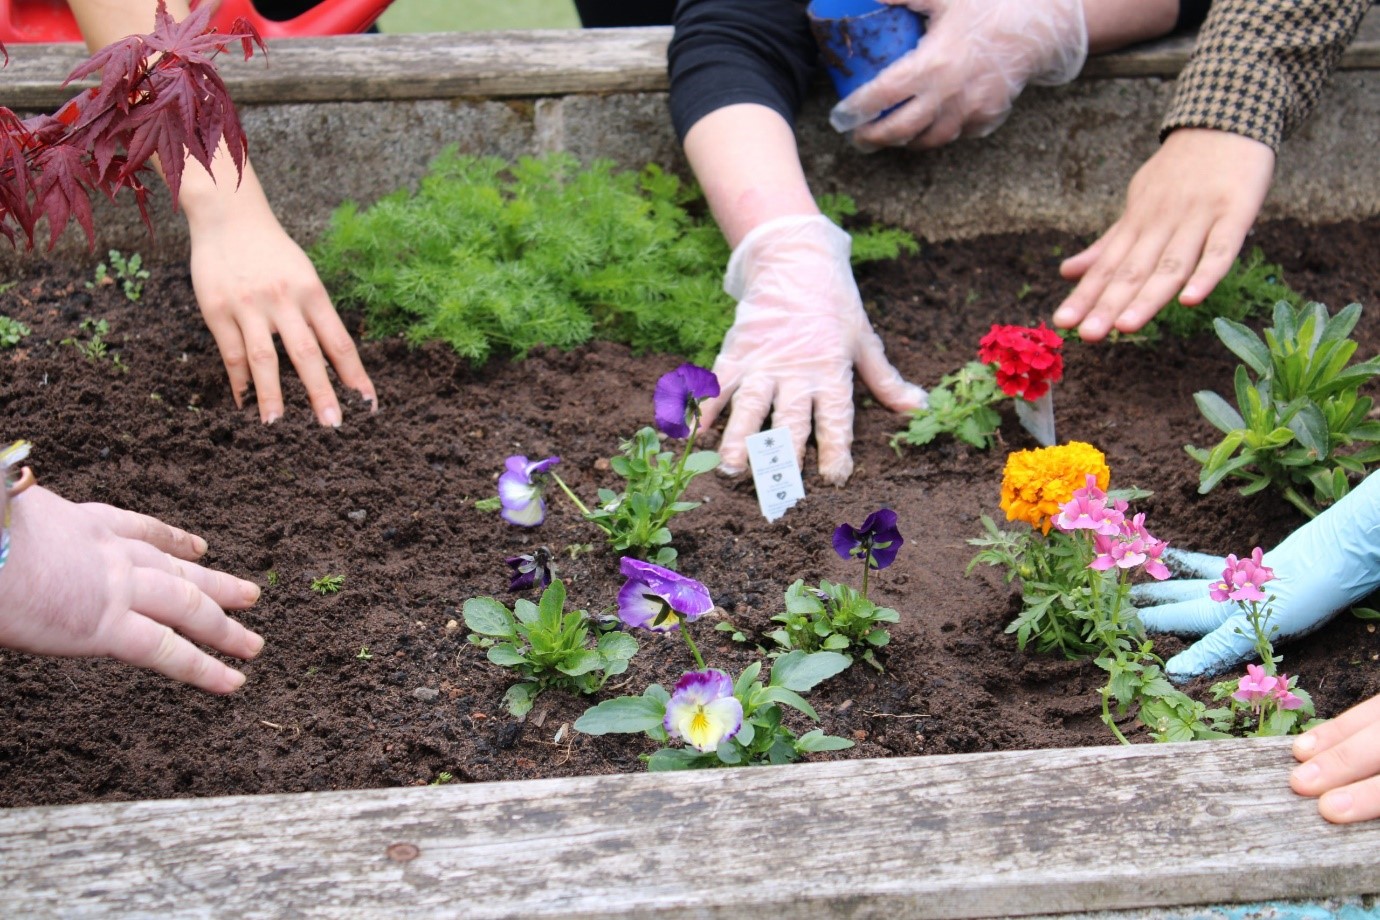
<box><xmin>977</xmin><ymin>323</ymin><xmax>1064</xmax><ymax>400</ymax></box>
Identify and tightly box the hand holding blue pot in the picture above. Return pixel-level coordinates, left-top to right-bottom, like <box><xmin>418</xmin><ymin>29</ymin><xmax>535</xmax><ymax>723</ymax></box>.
<box><xmin>1131</xmin><ymin>472</ymin><xmax>1380</xmax><ymax>680</ymax></box>
<box><xmin>825</xmin><ymin>0</ymin><xmax>1088</xmax><ymax>150</ymax></box>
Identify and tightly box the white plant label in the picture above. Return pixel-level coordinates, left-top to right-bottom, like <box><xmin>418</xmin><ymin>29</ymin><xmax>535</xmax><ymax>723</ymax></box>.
<box><xmin>745</xmin><ymin>428</ymin><xmax>806</xmax><ymax>523</ymax></box>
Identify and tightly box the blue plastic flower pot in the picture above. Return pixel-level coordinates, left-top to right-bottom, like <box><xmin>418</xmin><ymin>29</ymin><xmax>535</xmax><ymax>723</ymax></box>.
<box><xmin>807</xmin><ymin>0</ymin><xmax>924</xmax><ymax>102</ymax></box>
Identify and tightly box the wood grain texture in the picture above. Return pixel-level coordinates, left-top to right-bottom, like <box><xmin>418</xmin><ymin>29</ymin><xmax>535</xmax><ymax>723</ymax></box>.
<box><xmin>3</xmin><ymin>16</ymin><xmax>1380</xmax><ymax>109</ymax></box>
<box><xmin>0</xmin><ymin>737</ymin><xmax>1375</xmax><ymax>918</ymax></box>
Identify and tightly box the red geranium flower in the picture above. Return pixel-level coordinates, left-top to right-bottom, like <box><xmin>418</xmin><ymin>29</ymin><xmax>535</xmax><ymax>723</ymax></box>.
<box><xmin>977</xmin><ymin>323</ymin><xmax>1064</xmax><ymax>400</ymax></box>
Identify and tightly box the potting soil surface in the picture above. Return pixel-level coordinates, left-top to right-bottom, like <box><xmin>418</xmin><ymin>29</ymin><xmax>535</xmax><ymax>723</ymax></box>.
<box><xmin>3</xmin><ymin>217</ymin><xmax>1379</xmax><ymax>806</ymax></box>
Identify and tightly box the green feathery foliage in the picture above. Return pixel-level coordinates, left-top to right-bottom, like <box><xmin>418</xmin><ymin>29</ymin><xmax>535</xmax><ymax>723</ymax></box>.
<box><xmin>311</xmin><ymin>150</ymin><xmax>918</xmax><ymax>366</ymax></box>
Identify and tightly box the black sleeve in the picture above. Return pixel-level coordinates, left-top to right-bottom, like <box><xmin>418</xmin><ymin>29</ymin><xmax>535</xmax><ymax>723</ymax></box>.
<box><xmin>1175</xmin><ymin>0</ymin><xmax>1213</xmax><ymax>32</ymax></box>
<box><xmin>667</xmin><ymin>0</ymin><xmax>817</xmax><ymax>142</ymax></box>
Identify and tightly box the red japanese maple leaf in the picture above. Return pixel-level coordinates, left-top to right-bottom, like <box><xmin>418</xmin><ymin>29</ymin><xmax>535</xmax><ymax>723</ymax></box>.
<box><xmin>0</xmin><ymin>1</ymin><xmax>264</xmax><ymax>249</ymax></box>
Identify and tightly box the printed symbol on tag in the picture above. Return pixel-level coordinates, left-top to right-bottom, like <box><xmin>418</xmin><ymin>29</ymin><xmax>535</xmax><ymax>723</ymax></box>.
<box><xmin>770</xmin><ymin>456</ymin><xmax>779</xmax><ymax>464</ymax></box>
<box><xmin>776</xmin><ymin>491</ymin><xmax>786</xmax><ymax>500</ymax></box>
<box><xmin>772</xmin><ymin>473</ymin><xmax>783</xmax><ymax>482</ymax></box>
<box><xmin>764</xmin><ymin>437</ymin><xmax>776</xmax><ymax>447</ymax></box>
<box><xmin>746</xmin><ymin>427</ymin><xmax>806</xmax><ymax>523</ymax></box>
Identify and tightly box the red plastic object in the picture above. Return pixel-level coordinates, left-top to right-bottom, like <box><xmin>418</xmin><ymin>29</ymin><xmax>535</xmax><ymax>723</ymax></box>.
<box><xmin>0</xmin><ymin>0</ymin><xmax>396</xmax><ymax>44</ymax></box>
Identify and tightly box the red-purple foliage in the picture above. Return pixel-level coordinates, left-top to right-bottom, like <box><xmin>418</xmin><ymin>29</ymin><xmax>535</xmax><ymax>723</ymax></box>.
<box><xmin>0</xmin><ymin>1</ymin><xmax>264</xmax><ymax>250</ymax></box>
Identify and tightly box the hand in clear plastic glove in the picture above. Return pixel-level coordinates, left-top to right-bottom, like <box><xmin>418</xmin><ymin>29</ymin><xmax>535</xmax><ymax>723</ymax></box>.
<box><xmin>698</xmin><ymin>214</ymin><xmax>927</xmax><ymax>485</ymax></box>
<box><xmin>0</xmin><ymin>486</ymin><xmax>264</xmax><ymax>694</ymax></box>
<box><xmin>1130</xmin><ymin>473</ymin><xmax>1380</xmax><ymax>680</ymax></box>
<box><xmin>829</xmin><ymin>0</ymin><xmax>1087</xmax><ymax>150</ymax></box>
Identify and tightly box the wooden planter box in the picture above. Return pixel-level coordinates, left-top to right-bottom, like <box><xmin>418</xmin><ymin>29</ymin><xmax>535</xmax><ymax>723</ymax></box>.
<box><xmin>3</xmin><ymin>22</ymin><xmax>1380</xmax><ymax>917</ymax></box>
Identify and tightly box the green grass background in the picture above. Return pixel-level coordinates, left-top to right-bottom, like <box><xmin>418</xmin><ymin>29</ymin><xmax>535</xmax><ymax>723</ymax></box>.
<box><xmin>377</xmin><ymin>0</ymin><xmax>580</xmax><ymax>32</ymax></box>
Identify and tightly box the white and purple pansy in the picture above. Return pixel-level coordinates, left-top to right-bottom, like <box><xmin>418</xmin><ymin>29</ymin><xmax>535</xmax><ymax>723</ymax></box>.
<box><xmin>616</xmin><ymin>556</ymin><xmax>714</xmax><ymax>631</ymax></box>
<box><xmin>498</xmin><ymin>455</ymin><xmax>560</xmax><ymax>527</ymax></box>
<box><xmin>664</xmin><ymin>669</ymin><xmax>743</xmax><ymax>753</ymax></box>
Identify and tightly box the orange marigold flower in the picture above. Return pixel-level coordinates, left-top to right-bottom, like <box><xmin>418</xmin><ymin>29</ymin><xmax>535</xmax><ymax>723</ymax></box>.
<box><xmin>1000</xmin><ymin>442</ymin><xmax>1110</xmax><ymax>533</ymax></box>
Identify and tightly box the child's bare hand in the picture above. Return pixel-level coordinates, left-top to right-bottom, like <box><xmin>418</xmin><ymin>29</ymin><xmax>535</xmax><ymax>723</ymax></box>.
<box><xmin>1053</xmin><ymin>128</ymin><xmax>1275</xmax><ymax>341</ymax></box>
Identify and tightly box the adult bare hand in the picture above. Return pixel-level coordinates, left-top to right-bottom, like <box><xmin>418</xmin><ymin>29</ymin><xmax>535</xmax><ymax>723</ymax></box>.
<box><xmin>700</xmin><ymin>214</ymin><xmax>926</xmax><ymax>485</ymax></box>
<box><xmin>1292</xmin><ymin>694</ymin><xmax>1380</xmax><ymax>824</ymax></box>
<box><xmin>1053</xmin><ymin>128</ymin><xmax>1275</xmax><ymax>341</ymax></box>
<box><xmin>185</xmin><ymin>167</ymin><xmax>378</xmax><ymax>426</ymax></box>
<box><xmin>830</xmin><ymin>0</ymin><xmax>1087</xmax><ymax>150</ymax></box>
<box><xmin>0</xmin><ymin>486</ymin><xmax>263</xmax><ymax>694</ymax></box>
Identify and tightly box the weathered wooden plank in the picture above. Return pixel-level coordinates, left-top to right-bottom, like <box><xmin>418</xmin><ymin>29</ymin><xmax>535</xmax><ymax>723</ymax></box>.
<box><xmin>0</xmin><ymin>737</ymin><xmax>1375</xmax><ymax>918</ymax></box>
<box><xmin>4</xmin><ymin>19</ymin><xmax>1380</xmax><ymax>110</ymax></box>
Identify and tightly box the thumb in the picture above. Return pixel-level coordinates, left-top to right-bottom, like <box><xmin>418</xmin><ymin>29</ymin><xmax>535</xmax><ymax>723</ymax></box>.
<box><xmin>1163</xmin><ymin>614</ymin><xmax>1258</xmax><ymax>682</ymax></box>
<box><xmin>854</xmin><ymin>327</ymin><xmax>927</xmax><ymax>412</ymax></box>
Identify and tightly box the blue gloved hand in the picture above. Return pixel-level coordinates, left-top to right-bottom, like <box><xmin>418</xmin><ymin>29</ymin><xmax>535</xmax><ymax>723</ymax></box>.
<box><xmin>1130</xmin><ymin>472</ymin><xmax>1380</xmax><ymax>680</ymax></box>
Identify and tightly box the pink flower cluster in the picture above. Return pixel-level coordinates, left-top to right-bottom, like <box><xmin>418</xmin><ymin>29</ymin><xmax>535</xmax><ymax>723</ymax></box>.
<box><xmin>1209</xmin><ymin>548</ymin><xmax>1275</xmax><ymax>603</ymax></box>
<box><xmin>1053</xmin><ymin>475</ymin><xmax>1170</xmax><ymax>580</ymax></box>
<box><xmin>1231</xmin><ymin>663</ymin><xmax>1303</xmax><ymax>711</ymax></box>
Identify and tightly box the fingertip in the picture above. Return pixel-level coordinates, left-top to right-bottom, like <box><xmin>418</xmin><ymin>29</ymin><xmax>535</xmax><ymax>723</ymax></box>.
<box><xmin>191</xmin><ymin>534</ymin><xmax>209</xmax><ymax>557</ymax></box>
<box><xmin>321</xmin><ymin>404</ymin><xmax>342</xmax><ymax>428</ymax></box>
<box><xmin>1291</xmin><ymin>731</ymin><xmax>1318</xmax><ymax>762</ymax></box>
<box><xmin>221</xmin><ymin>667</ymin><xmax>248</xmax><ymax>693</ymax></box>
<box><xmin>244</xmin><ymin>629</ymin><xmax>265</xmax><ymax>658</ymax></box>
<box><xmin>1317</xmin><ymin>788</ymin><xmax>1356</xmax><ymax>823</ymax></box>
<box><xmin>818</xmin><ymin>452</ymin><xmax>854</xmax><ymax>486</ymax></box>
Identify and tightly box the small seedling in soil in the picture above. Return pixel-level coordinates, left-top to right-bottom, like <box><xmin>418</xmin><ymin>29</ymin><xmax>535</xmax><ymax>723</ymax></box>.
<box><xmin>87</xmin><ymin>250</ymin><xmax>150</xmax><ymax>302</ymax></box>
<box><xmin>61</xmin><ymin>318</ymin><xmax>125</xmax><ymax>370</ymax></box>
<box><xmin>354</xmin><ymin>646</ymin><xmax>373</xmax><ymax>660</ymax></box>
<box><xmin>0</xmin><ymin>315</ymin><xmax>29</xmax><ymax>348</ymax></box>
<box><xmin>429</xmin><ymin>772</ymin><xmax>454</xmax><ymax>786</ymax></box>
<box><xmin>266</xmin><ymin>569</ymin><xmax>280</xmax><ymax>587</ymax></box>
<box><xmin>311</xmin><ymin>574</ymin><xmax>345</xmax><ymax>595</ymax></box>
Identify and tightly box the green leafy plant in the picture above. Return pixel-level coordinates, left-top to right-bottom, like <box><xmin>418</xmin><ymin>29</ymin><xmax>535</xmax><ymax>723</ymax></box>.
<box><xmin>355</xmin><ymin>645</ymin><xmax>373</xmax><ymax>660</ymax></box>
<box><xmin>575</xmin><ymin>650</ymin><xmax>853</xmax><ymax>771</ymax></box>
<box><xmin>61</xmin><ymin>317</ymin><xmax>125</xmax><ymax>369</ymax></box>
<box><xmin>88</xmin><ymin>250</ymin><xmax>150</xmax><ymax>302</ymax></box>
<box><xmin>463</xmin><ymin>579</ymin><xmax>639</xmax><ymax>716</ymax></box>
<box><xmin>892</xmin><ymin>361</ymin><xmax>1004</xmax><ymax>450</ymax></box>
<box><xmin>0</xmin><ymin>315</ymin><xmax>29</xmax><ymax>349</ymax></box>
<box><xmin>311</xmin><ymin>150</ymin><xmax>915</xmax><ymax>367</ymax></box>
<box><xmin>769</xmin><ymin>579</ymin><xmax>898</xmax><ymax>671</ymax></box>
<box><xmin>310</xmin><ymin>574</ymin><xmax>345</xmax><ymax>595</ymax></box>
<box><xmin>1186</xmin><ymin>300</ymin><xmax>1380</xmax><ymax>517</ymax></box>
<box><xmin>429</xmin><ymin>771</ymin><xmax>455</xmax><ymax>785</ymax></box>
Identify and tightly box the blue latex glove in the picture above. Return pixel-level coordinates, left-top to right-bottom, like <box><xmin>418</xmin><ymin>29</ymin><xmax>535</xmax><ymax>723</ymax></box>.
<box><xmin>1130</xmin><ymin>472</ymin><xmax>1380</xmax><ymax>680</ymax></box>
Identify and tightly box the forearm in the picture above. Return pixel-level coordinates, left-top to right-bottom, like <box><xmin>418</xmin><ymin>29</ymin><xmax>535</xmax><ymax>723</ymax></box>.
<box><xmin>1161</xmin><ymin>0</ymin><xmax>1370</xmax><ymax>149</ymax></box>
<box><xmin>683</xmin><ymin>105</ymin><xmax>818</xmax><ymax>249</ymax></box>
<box><xmin>1082</xmin><ymin>0</ymin><xmax>1178</xmax><ymax>55</ymax></box>
<box><xmin>67</xmin><ymin>0</ymin><xmax>190</xmax><ymax>51</ymax></box>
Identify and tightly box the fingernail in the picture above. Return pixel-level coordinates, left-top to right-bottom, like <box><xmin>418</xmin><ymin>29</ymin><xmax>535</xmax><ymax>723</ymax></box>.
<box><xmin>227</xmin><ymin>670</ymin><xmax>247</xmax><ymax>690</ymax></box>
<box><xmin>322</xmin><ymin>406</ymin><xmax>342</xmax><ymax>428</ymax></box>
<box><xmin>192</xmin><ymin>535</ymin><xmax>208</xmax><ymax>556</ymax></box>
<box><xmin>718</xmin><ymin>463</ymin><xmax>744</xmax><ymax>477</ymax></box>
<box><xmin>1321</xmin><ymin>789</ymin><xmax>1354</xmax><ymax>817</ymax></box>
<box><xmin>853</xmin><ymin>138</ymin><xmax>880</xmax><ymax>155</ymax></box>
<box><xmin>829</xmin><ymin>107</ymin><xmax>867</xmax><ymax>134</ymax></box>
<box><xmin>245</xmin><ymin>583</ymin><xmax>263</xmax><ymax>604</ymax></box>
<box><xmin>264</xmin><ymin>412</ymin><xmax>281</xmax><ymax>425</ymax></box>
<box><xmin>1293</xmin><ymin>761</ymin><xmax>1320</xmax><ymax>785</ymax></box>
<box><xmin>1293</xmin><ymin>733</ymin><xmax>1318</xmax><ymax>756</ymax></box>
<box><xmin>247</xmin><ymin>631</ymin><xmax>265</xmax><ymax>656</ymax></box>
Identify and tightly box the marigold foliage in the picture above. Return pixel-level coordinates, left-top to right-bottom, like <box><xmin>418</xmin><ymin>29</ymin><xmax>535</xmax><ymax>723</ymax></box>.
<box><xmin>1000</xmin><ymin>441</ymin><xmax>1110</xmax><ymax>533</ymax></box>
<box><xmin>311</xmin><ymin>150</ymin><xmax>917</xmax><ymax>366</ymax></box>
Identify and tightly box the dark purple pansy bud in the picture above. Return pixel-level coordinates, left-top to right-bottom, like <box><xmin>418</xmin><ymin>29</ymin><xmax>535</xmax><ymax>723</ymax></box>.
<box><xmin>505</xmin><ymin>547</ymin><xmax>555</xmax><ymax>592</ymax></box>
<box><xmin>832</xmin><ymin>508</ymin><xmax>904</xmax><ymax>570</ymax></box>
<box><xmin>653</xmin><ymin>363</ymin><xmax>720</xmax><ymax>439</ymax></box>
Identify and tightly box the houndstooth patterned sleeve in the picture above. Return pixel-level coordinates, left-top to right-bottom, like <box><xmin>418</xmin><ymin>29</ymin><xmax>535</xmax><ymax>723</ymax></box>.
<box><xmin>1160</xmin><ymin>0</ymin><xmax>1371</xmax><ymax>150</ymax></box>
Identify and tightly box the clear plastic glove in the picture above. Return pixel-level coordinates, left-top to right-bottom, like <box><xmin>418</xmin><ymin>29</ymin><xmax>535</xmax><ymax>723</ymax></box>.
<box><xmin>829</xmin><ymin>0</ymin><xmax>1088</xmax><ymax>150</ymax></box>
<box><xmin>1130</xmin><ymin>473</ymin><xmax>1380</xmax><ymax>680</ymax></box>
<box><xmin>0</xmin><ymin>486</ymin><xmax>264</xmax><ymax>694</ymax></box>
<box><xmin>698</xmin><ymin>214</ymin><xmax>927</xmax><ymax>485</ymax></box>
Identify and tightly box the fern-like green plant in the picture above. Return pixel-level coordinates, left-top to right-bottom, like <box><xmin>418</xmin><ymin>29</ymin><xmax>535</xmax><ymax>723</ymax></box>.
<box><xmin>311</xmin><ymin>150</ymin><xmax>917</xmax><ymax>366</ymax></box>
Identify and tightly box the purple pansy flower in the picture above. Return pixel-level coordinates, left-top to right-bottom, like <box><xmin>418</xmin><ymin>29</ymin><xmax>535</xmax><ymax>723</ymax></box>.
<box><xmin>664</xmin><ymin>669</ymin><xmax>743</xmax><ymax>752</ymax></box>
<box><xmin>654</xmin><ymin>363</ymin><xmax>720</xmax><ymax>439</ymax></box>
<box><xmin>832</xmin><ymin>508</ymin><xmax>904</xmax><ymax>570</ymax></box>
<box><xmin>498</xmin><ymin>455</ymin><xmax>560</xmax><ymax>527</ymax></box>
<box><xmin>616</xmin><ymin>557</ymin><xmax>714</xmax><ymax>632</ymax></box>
<box><xmin>505</xmin><ymin>548</ymin><xmax>555</xmax><ymax>592</ymax></box>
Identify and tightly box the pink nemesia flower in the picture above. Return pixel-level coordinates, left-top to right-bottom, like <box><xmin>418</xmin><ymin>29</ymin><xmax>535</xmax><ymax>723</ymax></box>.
<box><xmin>1231</xmin><ymin>664</ymin><xmax>1280</xmax><ymax>705</ymax></box>
<box><xmin>1219</xmin><ymin>548</ymin><xmax>1275</xmax><ymax>602</ymax></box>
<box><xmin>1089</xmin><ymin>532</ymin><xmax>1119</xmax><ymax>571</ymax></box>
<box><xmin>1272</xmin><ymin>674</ymin><xmax>1304</xmax><ymax>711</ymax></box>
<box><xmin>1054</xmin><ymin>475</ymin><xmax>1123</xmax><ymax>536</ymax></box>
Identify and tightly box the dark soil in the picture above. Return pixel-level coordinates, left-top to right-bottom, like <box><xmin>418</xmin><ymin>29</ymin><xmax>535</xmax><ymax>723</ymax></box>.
<box><xmin>3</xmin><ymin>217</ymin><xmax>1380</xmax><ymax>808</ymax></box>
